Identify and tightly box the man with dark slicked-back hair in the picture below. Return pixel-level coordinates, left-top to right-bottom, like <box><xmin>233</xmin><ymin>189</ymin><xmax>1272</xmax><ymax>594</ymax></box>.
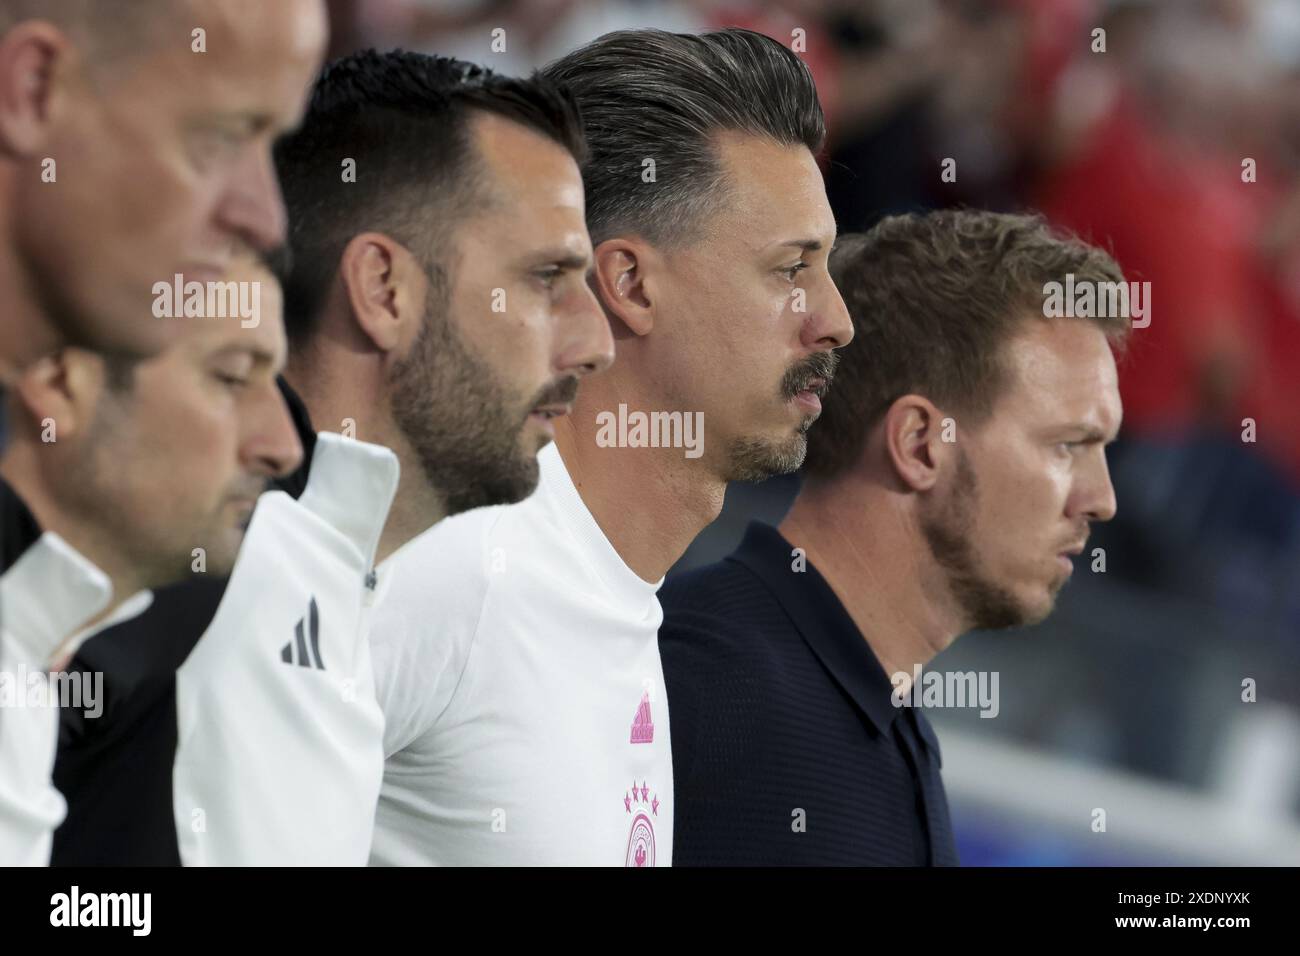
<box><xmin>274</xmin><ymin>48</ymin><xmax>611</xmax><ymax>562</ymax></box>
<box><xmin>659</xmin><ymin>209</ymin><xmax>1129</xmax><ymax>865</ymax></box>
<box><xmin>370</xmin><ymin>28</ymin><xmax>852</xmax><ymax>866</ymax></box>
<box><xmin>47</xmin><ymin>49</ymin><xmax>611</xmax><ymax>867</ymax></box>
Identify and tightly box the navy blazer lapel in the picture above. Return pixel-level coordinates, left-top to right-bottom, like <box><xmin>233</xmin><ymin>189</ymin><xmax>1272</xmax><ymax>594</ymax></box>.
<box><xmin>729</xmin><ymin>522</ymin><xmax>902</xmax><ymax>738</ymax></box>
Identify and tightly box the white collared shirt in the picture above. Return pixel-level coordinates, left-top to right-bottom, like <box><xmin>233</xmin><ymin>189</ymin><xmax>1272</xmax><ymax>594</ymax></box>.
<box><xmin>0</xmin><ymin>532</ymin><xmax>149</xmax><ymax>865</ymax></box>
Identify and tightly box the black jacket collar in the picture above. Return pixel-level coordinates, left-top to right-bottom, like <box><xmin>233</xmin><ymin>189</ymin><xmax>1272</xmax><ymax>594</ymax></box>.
<box><xmin>728</xmin><ymin>520</ymin><xmax>941</xmax><ymax>758</ymax></box>
<box><xmin>272</xmin><ymin>376</ymin><xmax>317</xmax><ymax>500</ymax></box>
<box><xmin>1</xmin><ymin>476</ymin><xmax>43</xmax><ymax>574</ymax></box>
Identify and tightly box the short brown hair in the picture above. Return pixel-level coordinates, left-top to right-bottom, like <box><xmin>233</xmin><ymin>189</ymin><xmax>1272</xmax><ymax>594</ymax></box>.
<box><xmin>805</xmin><ymin>209</ymin><xmax>1130</xmax><ymax>482</ymax></box>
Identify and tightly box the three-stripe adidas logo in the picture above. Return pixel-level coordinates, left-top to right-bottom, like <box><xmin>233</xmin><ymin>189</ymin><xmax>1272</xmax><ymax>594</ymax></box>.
<box><xmin>281</xmin><ymin>597</ymin><xmax>324</xmax><ymax>670</ymax></box>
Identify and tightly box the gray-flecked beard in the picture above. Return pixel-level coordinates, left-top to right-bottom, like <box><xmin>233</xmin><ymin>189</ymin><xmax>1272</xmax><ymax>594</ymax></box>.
<box><xmin>724</xmin><ymin>349</ymin><xmax>839</xmax><ymax>483</ymax></box>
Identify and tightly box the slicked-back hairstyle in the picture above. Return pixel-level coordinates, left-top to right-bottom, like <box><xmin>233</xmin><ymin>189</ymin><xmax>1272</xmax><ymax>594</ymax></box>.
<box><xmin>540</xmin><ymin>27</ymin><xmax>825</xmax><ymax>248</ymax></box>
<box><xmin>273</xmin><ymin>48</ymin><xmax>588</xmax><ymax>348</ymax></box>
<box><xmin>805</xmin><ymin>209</ymin><xmax>1131</xmax><ymax>482</ymax></box>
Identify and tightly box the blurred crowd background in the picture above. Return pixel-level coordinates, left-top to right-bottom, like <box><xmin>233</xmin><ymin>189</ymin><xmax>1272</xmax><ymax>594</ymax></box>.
<box><xmin>327</xmin><ymin>0</ymin><xmax>1300</xmax><ymax>864</ymax></box>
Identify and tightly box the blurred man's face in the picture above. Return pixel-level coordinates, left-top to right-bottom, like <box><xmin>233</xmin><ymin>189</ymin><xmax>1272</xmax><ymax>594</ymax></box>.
<box><xmin>70</xmin><ymin>258</ymin><xmax>302</xmax><ymax>585</ymax></box>
<box><xmin>646</xmin><ymin>131</ymin><xmax>853</xmax><ymax>481</ymax></box>
<box><xmin>388</xmin><ymin>112</ymin><xmax>613</xmax><ymax>515</ymax></box>
<box><xmin>11</xmin><ymin>0</ymin><xmax>326</xmax><ymax>359</ymax></box>
<box><xmin>921</xmin><ymin>318</ymin><xmax>1122</xmax><ymax>629</ymax></box>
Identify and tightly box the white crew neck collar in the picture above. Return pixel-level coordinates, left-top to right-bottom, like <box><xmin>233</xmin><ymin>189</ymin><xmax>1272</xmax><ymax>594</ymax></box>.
<box><xmin>537</xmin><ymin>443</ymin><xmax>663</xmax><ymax>611</ymax></box>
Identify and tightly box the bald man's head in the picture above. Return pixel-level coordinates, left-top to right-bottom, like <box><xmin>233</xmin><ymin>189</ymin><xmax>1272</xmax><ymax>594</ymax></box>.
<box><xmin>0</xmin><ymin>0</ymin><xmax>327</xmax><ymax>371</ymax></box>
<box><xmin>0</xmin><ymin>0</ymin><xmax>180</xmax><ymax>66</ymax></box>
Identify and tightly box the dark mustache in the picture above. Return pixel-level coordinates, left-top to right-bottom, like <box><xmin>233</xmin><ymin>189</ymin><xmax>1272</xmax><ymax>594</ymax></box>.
<box><xmin>530</xmin><ymin>375</ymin><xmax>580</xmax><ymax>410</ymax></box>
<box><xmin>781</xmin><ymin>350</ymin><xmax>839</xmax><ymax>398</ymax></box>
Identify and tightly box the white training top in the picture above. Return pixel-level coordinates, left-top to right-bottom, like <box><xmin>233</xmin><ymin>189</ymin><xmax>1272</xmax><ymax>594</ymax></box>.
<box><xmin>172</xmin><ymin>432</ymin><xmax>399</xmax><ymax>865</ymax></box>
<box><xmin>370</xmin><ymin>442</ymin><xmax>673</xmax><ymax>866</ymax></box>
<box><xmin>0</xmin><ymin>533</ymin><xmax>148</xmax><ymax>865</ymax></box>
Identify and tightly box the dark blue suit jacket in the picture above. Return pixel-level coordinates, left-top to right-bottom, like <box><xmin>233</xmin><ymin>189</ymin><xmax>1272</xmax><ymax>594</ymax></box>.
<box><xmin>660</xmin><ymin>521</ymin><xmax>959</xmax><ymax>866</ymax></box>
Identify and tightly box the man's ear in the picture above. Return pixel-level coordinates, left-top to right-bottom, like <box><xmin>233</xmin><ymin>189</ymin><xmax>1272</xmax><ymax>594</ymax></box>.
<box><xmin>592</xmin><ymin>238</ymin><xmax>656</xmax><ymax>337</ymax></box>
<box><xmin>10</xmin><ymin>348</ymin><xmax>105</xmax><ymax>439</ymax></box>
<box><xmin>0</xmin><ymin>21</ymin><xmax>72</xmax><ymax>156</ymax></box>
<box><xmin>882</xmin><ymin>394</ymin><xmax>949</xmax><ymax>493</ymax></box>
<box><xmin>338</xmin><ymin>232</ymin><xmax>427</xmax><ymax>354</ymax></box>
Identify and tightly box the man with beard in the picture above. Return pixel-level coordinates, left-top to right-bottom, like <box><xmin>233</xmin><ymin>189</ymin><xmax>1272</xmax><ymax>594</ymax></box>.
<box><xmin>273</xmin><ymin>48</ymin><xmax>611</xmax><ymax>564</ymax></box>
<box><xmin>4</xmin><ymin>252</ymin><xmax>304</xmax><ymax>864</ymax></box>
<box><xmin>0</xmin><ymin>0</ymin><xmax>326</xmax><ymax>865</ymax></box>
<box><xmin>50</xmin><ymin>49</ymin><xmax>610</xmax><ymax>866</ymax></box>
<box><xmin>49</xmin><ymin>248</ymin><xmax>402</xmax><ymax>867</ymax></box>
<box><xmin>3</xmin><ymin>254</ymin><xmax>301</xmax><ymax>604</ymax></box>
<box><xmin>659</xmin><ymin>210</ymin><xmax>1129</xmax><ymax>866</ymax></box>
<box><xmin>369</xmin><ymin>28</ymin><xmax>852</xmax><ymax>866</ymax></box>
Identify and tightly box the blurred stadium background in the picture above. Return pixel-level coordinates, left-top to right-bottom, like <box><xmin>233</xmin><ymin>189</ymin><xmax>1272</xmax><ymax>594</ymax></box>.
<box><xmin>328</xmin><ymin>0</ymin><xmax>1300</xmax><ymax>865</ymax></box>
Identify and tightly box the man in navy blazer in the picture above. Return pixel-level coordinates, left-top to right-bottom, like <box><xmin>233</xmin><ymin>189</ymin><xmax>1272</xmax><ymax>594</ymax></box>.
<box><xmin>660</xmin><ymin>210</ymin><xmax>1130</xmax><ymax>865</ymax></box>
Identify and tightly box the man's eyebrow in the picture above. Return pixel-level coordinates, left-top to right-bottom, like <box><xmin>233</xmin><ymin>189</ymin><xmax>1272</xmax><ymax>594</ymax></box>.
<box><xmin>773</xmin><ymin>238</ymin><xmax>826</xmax><ymax>254</ymax></box>
<box><xmin>1062</xmin><ymin>425</ymin><xmax>1119</xmax><ymax>445</ymax></box>
<box><xmin>210</xmin><ymin>343</ymin><xmax>279</xmax><ymax>368</ymax></box>
<box><xmin>208</xmin><ymin>111</ymin><xmax>271</xmax><ymax>135</ymax></box>
<box><xmin>522</xmin><ymin>249</ymin><xmax>591</xmax><ymax>270</ymax></box>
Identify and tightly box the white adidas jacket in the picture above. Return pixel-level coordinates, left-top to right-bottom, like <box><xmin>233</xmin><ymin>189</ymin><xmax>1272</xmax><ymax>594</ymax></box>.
<box><xmin>172</xmin><ymin>432</ymin><xmax>399</xmax><ymax>865</ymax></box>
